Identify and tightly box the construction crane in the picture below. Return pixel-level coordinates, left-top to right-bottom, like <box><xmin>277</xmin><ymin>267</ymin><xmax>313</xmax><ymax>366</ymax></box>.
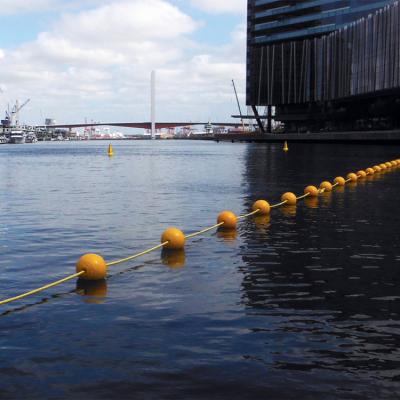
<box><xmin>10</xmin><ymin>99</ymin><xmax>30</xmax><ymax>126</ymax></box>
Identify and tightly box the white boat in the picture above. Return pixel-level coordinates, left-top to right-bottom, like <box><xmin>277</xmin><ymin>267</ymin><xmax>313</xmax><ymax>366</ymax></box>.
<box><xmin>0</xmin><ymin>135</ymin><xmax>8</xmax><ymax>144</ymax></box>
<box><xmin>25</xmin><ymin>132</ymin><xmax>38</xmax><ymax>143</ymax></box>
<box><xmin>9</xmin><ymin>130</ymin><xmax>26</xmax><ymax>144</ymax></box>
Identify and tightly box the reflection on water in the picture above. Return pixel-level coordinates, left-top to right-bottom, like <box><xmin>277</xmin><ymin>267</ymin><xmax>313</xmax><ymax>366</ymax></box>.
<box><xmin>217</xmin><ymin>229</ymin><xmax>238</xmax><ymax>242</ymax></box>
<box><xmin>76</xmin><ymin>279</ymin><xmax>108</xmax><ymax>304</ymax></box>
<box><xmin>161</xmin><ymin>249</ymin><xmax>186</xmax><ymax>269</ymax></box>
<box><xmin>0</xmin><ymin>141</ymin><xmax>399</xmax><ymax>399</ymax></box>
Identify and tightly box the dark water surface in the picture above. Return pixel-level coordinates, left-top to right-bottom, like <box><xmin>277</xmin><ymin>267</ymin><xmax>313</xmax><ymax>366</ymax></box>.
<box><xmin>0</xmin><ymin>140</ymin><xmax>399</xmax><ymax>399</ymax></box>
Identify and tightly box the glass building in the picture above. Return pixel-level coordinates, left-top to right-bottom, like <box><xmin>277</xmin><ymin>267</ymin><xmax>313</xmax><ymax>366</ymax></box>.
<box><xmin>247</xmin><ymin>0</ymin><xmax>400</xmax><ymax>132</ymax></box>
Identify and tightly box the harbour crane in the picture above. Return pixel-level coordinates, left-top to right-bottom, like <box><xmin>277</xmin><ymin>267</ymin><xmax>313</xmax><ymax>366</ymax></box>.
<box><xmin>10</xmin><ymin>98</ymin><xmax>30</xmax><ymax>126</ymax></box>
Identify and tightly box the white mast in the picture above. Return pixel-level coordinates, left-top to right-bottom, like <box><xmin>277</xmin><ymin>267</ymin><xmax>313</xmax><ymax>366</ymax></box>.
<box><xmin>151</xmin><ymin>70</ymin><xmax>156</xmax><ymax>139</ymax></box>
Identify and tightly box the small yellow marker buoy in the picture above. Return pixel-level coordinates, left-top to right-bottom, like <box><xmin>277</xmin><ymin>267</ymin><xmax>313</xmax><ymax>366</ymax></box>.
<box><xmin>283</xmin><ymin>141</ymin><xmax>289</xmax><ymax>152</ymax></box>
<box><xmin>373</xmin><ymin>165</ymin><xmax>381</xmax><ymax>172</ymax></box>
<box><xmin>161</xmin><ymin>227</ymin><xmax>186</xmax><ymax>250</ymax></box>
<box><xmin>252</xmin><ymin>200</ymin><xmax>271</xmax><ymax>215</ymax></box>
<box><xmin>217</xmin><ymin>211</ymin><xmax>238</xmax><ymax>230</ymax></box>
<box><xmin>320</xmin><ymin>181</ymin><xmax>333</xmax><ymax>192</ymax></box>
<box><xmin>108</xmin><ymin>143</ymin><xmax>114</xmax><ymax>157</ymax></box>
<box><xmin>334</xmin><ymin>177</ymin><xmax>346</xmax><ymax>186</ymax></box>
<box><xmin>347</xmin><ymin>172</ymin><xmax>358</xmax><ymax>182</ymax></box>
<box><xmin>304</xmin><ymin>185</ymin><xmax>319</xmax><ymax>197</ymax></box>
<box><xmin>76</xmin><ymin>254</ymin><xmax>107</xmax><ymax>281</ymax></box>
<box><xmin>281</xmin><ymin>192</ymin><xmax>297</xmax><ymax>205</ymax></box>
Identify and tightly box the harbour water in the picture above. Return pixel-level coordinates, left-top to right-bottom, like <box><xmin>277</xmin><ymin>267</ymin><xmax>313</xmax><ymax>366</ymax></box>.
<box><xmin>0</xmin><ymin>141</ymin><xmax>399</xmax><ymax>399</ymax></box>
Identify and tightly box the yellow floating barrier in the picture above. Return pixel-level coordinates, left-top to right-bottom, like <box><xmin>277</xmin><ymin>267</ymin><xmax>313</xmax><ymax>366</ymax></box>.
<box><xmin>0</xmin><ymin>157</ymin><xmax>399</xmax><ymax>307</ymax></box>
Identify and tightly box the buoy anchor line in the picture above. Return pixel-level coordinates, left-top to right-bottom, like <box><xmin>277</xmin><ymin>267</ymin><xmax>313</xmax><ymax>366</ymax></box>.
<box><xmin>0</xmin><ymin>158</ymin><xmax>399</xmax><ymax>307</ymax></box>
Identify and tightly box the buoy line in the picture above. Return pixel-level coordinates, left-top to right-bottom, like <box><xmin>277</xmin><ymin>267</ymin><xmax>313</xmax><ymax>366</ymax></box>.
<box><xmin>0</xmin><ymin>158</ymin><xmax>399</xmax><ymax>307</ymax></box>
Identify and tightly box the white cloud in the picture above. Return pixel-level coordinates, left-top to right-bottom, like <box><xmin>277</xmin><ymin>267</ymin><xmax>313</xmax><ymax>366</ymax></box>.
<box><xmin>190</xmin><ymin>0</ymin><xmax>246</xmax><ymax>14</ymax></box>
<box><xmin>0</xmin><ymin>0</ymin><xmax>59</xmax><ymax>15</ymax></box>
<box><xmin>0</xmin><ymin>0</ymin><xmax>247</xmax><ymax>124</ymax></box>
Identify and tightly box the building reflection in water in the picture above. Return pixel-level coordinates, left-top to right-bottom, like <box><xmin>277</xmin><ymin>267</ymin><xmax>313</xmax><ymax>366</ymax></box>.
<box><xmin>238</xmin><ymin>143</ymin><xmax>400</xmax><ymax>374</ymax></box>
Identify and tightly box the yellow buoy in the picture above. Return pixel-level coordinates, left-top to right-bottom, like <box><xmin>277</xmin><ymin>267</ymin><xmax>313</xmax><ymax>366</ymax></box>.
<box><xmin>357</xmin><ymin>170</ymin><xmax>367</xmax><ymax>178</ymax></box>
<box><xmin>108</xmin><ymin>143</ymin><xmax>114</xmax><ymax>156</ymax></box>
<box><xmin>217</xmin><ymin>211</ymin><xmax>238</xmax><ymax>230</ymax></box>
<box><xmin>161</xmin><ymin>227</ymin><xmax>186</xmax><ymax>250</ymax></box>
<box><xmin>366</xmin><ymin>168</ymin><xmax>375</xmax><ymax>175</ymax></box>
<box><xmin>320</xmin><ymin>181</ymin><xmax>333</xmax><ymax>192</ymax></box>
<box><xmin>281</xmin><ymin>192</ymin><xmax>297</xmax><ymax>205</ymax></box>
<box><xmin>283</xmin><ymin>141</ymin><xmax>289</xmax><ymax>152</ymax></box>
<box><xmin>252</xmin><ymin>200</ymin><xmax>271</xmax><ymax>215</ymax></box>
<box><xmin>76</xmin><ymin>253</ymin><xmax>107</xmax><ymax>281</ymax></box>
<box><xmin>304</xmin><ymin>185</ymin><xmax>319</xmax><ymax>197</ymax></box>
<box><xmin>373</xmin><ymin>165</ymin><xmax>381</xmax><ymax>172</ymax></box>
<box><xmin>334</xmin><ymin>176</ymin><xmax>346</xmax><ymax>186</ymax></box>
<box><xmin>347</xmin><ymin>173</ymin><xmax>358</xmax><ymax>182</ymax></box>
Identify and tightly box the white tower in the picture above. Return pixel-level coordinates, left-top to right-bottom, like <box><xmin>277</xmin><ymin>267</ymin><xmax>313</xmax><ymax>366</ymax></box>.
<box><xmin>151</xmin><ymin>70</ymin><xmax>156</xmax><ymax>139</ymax></box>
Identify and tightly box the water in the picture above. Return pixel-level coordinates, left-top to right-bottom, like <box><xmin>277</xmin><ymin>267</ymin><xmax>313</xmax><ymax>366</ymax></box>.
<box><xmin>0</xmin><ymin>140</ymin><xmax>399</xmax><ymax>399</ymax></box>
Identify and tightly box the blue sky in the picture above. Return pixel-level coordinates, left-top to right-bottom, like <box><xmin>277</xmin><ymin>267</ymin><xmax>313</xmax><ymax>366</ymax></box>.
<box><xmin>0</xmin><ymin>0</ymin><xmax>247</xmax><ymax>125</ymax></box>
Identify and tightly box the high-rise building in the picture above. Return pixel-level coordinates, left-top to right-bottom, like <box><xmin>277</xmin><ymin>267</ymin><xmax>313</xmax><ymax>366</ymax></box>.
<box><xmin>247</xmin><ymin>0</ymin><xmax>400</xmax><ymax>133</ymax></box>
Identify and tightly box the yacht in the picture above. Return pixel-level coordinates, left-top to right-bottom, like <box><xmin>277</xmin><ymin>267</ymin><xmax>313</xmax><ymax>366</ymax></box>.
<box><xmin>9</xmin><ymin>129</ymin><xmax>26</xmax><ymax>144</ymax></box>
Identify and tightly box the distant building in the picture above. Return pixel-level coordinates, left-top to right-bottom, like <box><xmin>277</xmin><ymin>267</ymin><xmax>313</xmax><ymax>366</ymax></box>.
<box><xmin>247</xmin><ymin>0</ymin><xmax>400</xmax><ymax>132</ymax></box>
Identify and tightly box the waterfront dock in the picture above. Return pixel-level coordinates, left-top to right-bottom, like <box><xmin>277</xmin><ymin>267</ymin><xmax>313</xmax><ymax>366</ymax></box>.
<box><xmin>212</xmin><ymin>130</ymin><xmax>400</xmax><ymax>144</ymax></box>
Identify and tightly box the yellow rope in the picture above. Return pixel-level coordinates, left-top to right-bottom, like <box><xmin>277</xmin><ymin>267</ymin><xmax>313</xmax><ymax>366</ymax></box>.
<box><xmin>271</xmin><ymin>200</ymin><xmax>288</xmax><ymax>209</ymax></box>
<box><xmin>106</xmin><ymin>242</ymin><xmax>169</xmax><ymax>267</ymax></box>
<box><xmin>345</xmin><ymin>178</ymin><xmax>352</xmax><ymax>183</ymax></box>
<box><xmin>0</xmin><ymin>271</ymin><xmax>85</xmax><ymax>306</ymax></box>
<box><xmin>185</xmin><ymin>222</ymin><xmax>225</xmax><ymax>239</ymax></box>
<box><xmin>237</xmin><ymin>209</ymin><xmax>260</xmax><ymax>220</ymax></box>
<box><xmin>296</xmin><ymin>192</ymin><xmax>310</xmax><ymax>200</ymax></box>
<box><xmin>332</xmin><ymin>182</ymin><xmax>339</xmax><ymax>188</ymax></box>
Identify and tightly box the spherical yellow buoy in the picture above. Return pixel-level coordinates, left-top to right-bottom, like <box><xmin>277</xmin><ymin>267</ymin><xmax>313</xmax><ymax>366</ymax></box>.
<box><xmin>385</xmin><ymin>162</ymin><xmax>391</xmax><ymax>168</ymax></box>
<box><xmin>281</xmin><ymin>192</ymin><xmax>297</xmax><ymax>206</ymax></box>
<box><xmin>161</xmin><ymin>227</ymin><xmax>186</xmax><ymax>250</ymax></box>
<box><xmin>379</xmin><ymin>163</ymin><xmax>387</xmax><ymax>170</ymax></box>
<box><xmin>319</xmin><ymin>181</ymin><xmax>333</xmax><ymax>192</ymax></box>
<box><xmin>334</xmin><ymin>176</ymin><xmax>346</xmax><ymax>186</ymax></box>
<box><xmin>366</xmin><ymin>168</ymin><xmax>375</xmax><ymax>175</ymax></box>
<box><xmin>252</xmin><ymin>200</ymin><xmax>271</xmax><ymax>215</ymax></box>
<box><xmin>390</xmin><ymin>160</ymin><xmax>397</xmax><ymax>166</ymax></box>
<box><xmin>373</xmin><ymin>165</ymin><xmax>381</xmax><ymax>172</ymax></box>
<box><xmin>76</xmin><ymin>253</ymin><xmax>107</xmax><ymax>281</ymax></box>
<box><xmin>347</xmin><ymin>173</ymin><xmax>358</xmax><ymax>182</ymax></box>
<box><xmin>217</xmin><ymin>210</ymin><xmax>238</xmax><ymax>230</ymax></box>
<box><xmin>304</xmin><ymin>185</ymin><xmax>319</xmax><ymax>197</ymax></box>
<box><xmin>357</xmin><ymin>170</ymin><xmax>367</xmax><ymax>178</ymax></box>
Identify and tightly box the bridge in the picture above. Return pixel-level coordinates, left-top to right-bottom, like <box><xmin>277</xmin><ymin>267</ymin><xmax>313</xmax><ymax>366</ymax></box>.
<box><xmin>43</xmin><ymin>122</ymin><xmax>241</xmax><ymax>130</ymax></box>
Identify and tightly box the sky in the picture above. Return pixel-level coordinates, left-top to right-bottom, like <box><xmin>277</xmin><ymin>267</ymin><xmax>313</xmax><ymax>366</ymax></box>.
<box><xmin>0</xmin><ymin>0</ymin><xmax>247</xmax><ymax>126</ymax></box>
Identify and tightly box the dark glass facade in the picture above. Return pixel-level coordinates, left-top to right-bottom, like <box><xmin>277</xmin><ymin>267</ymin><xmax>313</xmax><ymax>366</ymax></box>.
<box><xmin>247</xmin><ymin>0</ymin><xmax>400</xmax><ymax>132</ymax></box>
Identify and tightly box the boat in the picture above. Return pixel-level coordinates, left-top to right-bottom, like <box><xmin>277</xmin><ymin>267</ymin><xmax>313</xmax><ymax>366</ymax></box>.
<box><xmin>0</xmin><ymin>135</ymin><xmax>8</xmax><ymax>144</ymax></box>
<box><xmin>9</xmin><ymin>130</ymin><xmax>26</xmax><ymax>144</ymax></box>
<box><xmin>25</xmin><ymin>132</ymin><xmax>38</xmax><ymax>143</ymax></box>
